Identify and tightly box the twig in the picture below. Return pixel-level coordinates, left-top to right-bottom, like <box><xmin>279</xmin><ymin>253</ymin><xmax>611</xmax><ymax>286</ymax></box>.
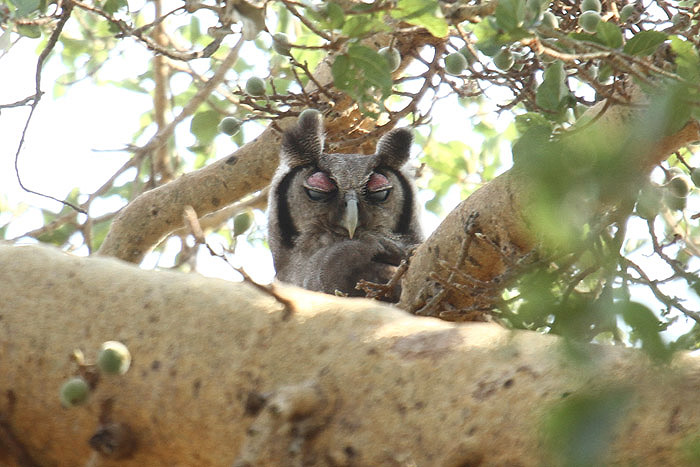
<box><xmin>356</xmin><ymin>255</ymin><xmax>411</xmax><ymax>301</ymax></box>
<box><xmin>130</xmin><ymin>35</ymin><xmax>244</xmax><ymax>161</ymax></box>
<box><xmin>182</xmin><ymin>206</ymin><xmax>296</xmax><ymax>320</ymax></box>
<box><xmin>13</xmin><ymin>0</ymin><xmax>85</xmax><ymax>213</ymax></box>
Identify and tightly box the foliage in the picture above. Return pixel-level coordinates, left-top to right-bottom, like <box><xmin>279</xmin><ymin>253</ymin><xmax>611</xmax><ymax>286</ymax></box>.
<box><xmin>2</xmin><ymin>1</ymin><xmax>700</xmax><ymax>460</ymax></box>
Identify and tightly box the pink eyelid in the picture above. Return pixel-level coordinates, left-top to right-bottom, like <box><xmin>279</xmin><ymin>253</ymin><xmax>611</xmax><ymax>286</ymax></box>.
<box><xmin>367</xmin><ymin>173</ymin><xmax>390</xmax><ymax>191</ymax></box>
<box><xmin>305</xmin><ymin>171</ymin><xmax>336</xmax><ymax>192</ymax></box>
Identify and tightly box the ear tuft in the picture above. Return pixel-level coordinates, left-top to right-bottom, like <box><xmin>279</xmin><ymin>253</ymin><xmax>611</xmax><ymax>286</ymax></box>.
<box><xmin>281</xmin><ymin>110</ymin><xmax>324</xmax><ymax>167</ymax></box>
<box><xmin>375</xmin><ymin>128</ymin><xmax>412</xmax><ymax>168</ymax></box>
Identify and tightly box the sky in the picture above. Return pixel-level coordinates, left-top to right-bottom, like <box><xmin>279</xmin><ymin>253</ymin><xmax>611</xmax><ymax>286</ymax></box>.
<box><xmin>1</xmin><ymin>5</ymin><xmax>698</xmax><ymax>341</ymax></box>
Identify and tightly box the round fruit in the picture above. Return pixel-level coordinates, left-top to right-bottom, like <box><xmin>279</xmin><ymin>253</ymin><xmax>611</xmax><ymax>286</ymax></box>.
<box><xmin>664</xmin><ymin>192</ymin><xmax>687</xmax><ymax>211</ymax></box>
<box><xmin>690</xmin><ymin>167</ymin><xmax>700</xmax><ymax>187</ymax></box>
<box><xmin>60</xmin><ymin>377</ymin><xmax>90</xmax><ymax>407</ymax></box>
<box><xmin>97</xmin><ymin>341</ymin><xmax>131</xmax><ymax>375</ymax></box>
<box><xmin>272</xmin><ymin>32</ymin><xmax>292</xmax><ymax>56</ymax></box>
<box><xmin>579</xmin><ymin>10</ymin><xmax>601</xmax><ymax>33</ymax></box>
<box><xmin>619</xmin><ymin>4</ymin><xmax>638</xmax><ymax>23</ymax></box>
<box><xmin>378</xmin><ymin>47</ymin><xmax>401</xmax><ymax>72</ymax></box>
<box><xmin>635</xmin><ymin>185</ymin><xmax>662</xmax><ymax>220</ymax></box>
<box><xmin>245</xmin><ymin>76</ymin><xmax>266</xmax><ymax>96</ymax></box>
<box><xmin>671</xmin><ymin>13</ymin><xmax>690</xmax><ymax>30</ymax></box>
<box><xmin>667</xmin><ymin>174</ymin><xmax>691</xmax><ymax>198</ymax></box>
<box><xmin>218</xmin><ymin>117</ymin><xmax>242</xmax><ymax>136</ymax></box>
<box><xmin>581</xmin><ymin>0</ymin><xmax>601</xmax><ymax>13</ymax></box>
<box><xmin>542</xmin><ymin>11</ymin><xmax>559</xmax><ymax>29</ymax></box>
<box><xmin>458</xmin><ymin>46</ymin><xmax>477</xmax><ymax>64</ymax></box>
<box><xmin>233</xmin><ymin>211</ymin><xmax>253</xmax><ymax>236</ymax></box>
<box><xmin>493</xmin><ymin>49</ymin><xmax>514</xmax><ymax>71</ymax></box>
<box><xmin>298</xmin><ymin>108</ymin><xmax>321</xmax><ymax>122</ymax></box>
<box><xmin>444</xmin><ymin>52</ymin><xmax>467</xmax><ymax>76</ymax></box>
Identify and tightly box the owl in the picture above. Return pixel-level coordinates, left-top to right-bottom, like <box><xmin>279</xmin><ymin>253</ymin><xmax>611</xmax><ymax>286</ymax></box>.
<box><xmin>267</xmin><ymin>111</ymin><xmax>423</xmax><ymax>299</ymax></box>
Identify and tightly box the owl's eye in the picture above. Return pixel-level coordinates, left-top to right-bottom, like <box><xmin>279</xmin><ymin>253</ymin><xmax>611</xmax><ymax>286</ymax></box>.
<box><xmin>366</xmin><ymin>189</ymin><xmax>391</xmax><ymax>203</ymax></box>
<box><xmin>365</xmin><ymin>172</ymin><xmax>392</xmax><ymax>203</ymax></box>
<box><xmin>305</xmin><ymin>188</ymin><xmax>335</xmax><ymax>201</ymax></box>
<box><xmin>304</xmin><ymin>171</ymin><xmax>336</xmax><ymax>202</ymax></box>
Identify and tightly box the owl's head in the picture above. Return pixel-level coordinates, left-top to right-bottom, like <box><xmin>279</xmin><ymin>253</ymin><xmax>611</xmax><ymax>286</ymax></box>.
<box><xmin>269</xmin><ymin>111</ymin><xmax>421</xmax><ymax>251</ymax></box>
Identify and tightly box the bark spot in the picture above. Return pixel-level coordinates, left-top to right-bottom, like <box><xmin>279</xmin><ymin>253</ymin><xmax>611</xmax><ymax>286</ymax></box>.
<box><xmin>150</xmin><ymin>208</ymin><xmax>159</xmax><ymax>216</ymax></box>
<box><xmin>391</xmin><ymin>329</ymin><xmax>463</xmax><ymax>360</ymax></box>
<box><xmin>151</xmin><ymin>360</ymin><xmax>161</xmax><ymax>371</ymax></box>
<box><xmin>193</xmin><ymin>379</ymin><xmax>202</xmax><ymax>397</ymax></box>
<box><xmin>244</xmin><ymin>391</ymin><xmax>267</xmax><ymax>416</ymax></box>
<box><xmin>503</xmin><ymin>378</ymin><xmax>514</xmax><ymax>389</ymax></box>
<box><xmin>226</xmin><ymin>155</ymin><xmax>238</xmax><ymax>165</ymax></box>
<box><xmin>89</xmin><ymin>422</ymin><xmax>137</xmax><ymax>460</ymax></box>
<box><xmin>212</xmin><ymin>197</ymin><xmax>221</xmax><ymax>207</ymax></box>
<box><xmin>472</xmin><ymin>380</ymin><xmax>497</xmax><ymax>401</ymax></box>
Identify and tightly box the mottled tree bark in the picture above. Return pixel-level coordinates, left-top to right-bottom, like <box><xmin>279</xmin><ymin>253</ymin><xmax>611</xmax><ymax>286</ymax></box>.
<box><xmin>2</xmin><ymin>244</ymin><xmax>700</xmax><ymax>466</ymax></box>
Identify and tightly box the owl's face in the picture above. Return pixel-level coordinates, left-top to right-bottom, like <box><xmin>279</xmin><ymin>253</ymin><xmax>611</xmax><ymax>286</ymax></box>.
<box><xmin>269</xmin><ymin>111</ymin><xmax>420</xmax><ymax>252</ymax></box>
<box><xmin>281</xmin><ymin>153</ymin><xmax>413</xmax><ymax>242</ymax></box>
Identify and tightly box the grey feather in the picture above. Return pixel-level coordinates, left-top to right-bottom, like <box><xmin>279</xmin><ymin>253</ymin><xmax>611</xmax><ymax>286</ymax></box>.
<box><xmin>268</xmin><ymin>116</ymin><xmax>422</xmax><ymax>300</ymax></box>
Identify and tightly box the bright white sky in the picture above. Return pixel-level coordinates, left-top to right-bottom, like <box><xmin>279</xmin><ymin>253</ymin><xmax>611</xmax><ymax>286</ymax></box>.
<box><xmin>1</xmin><ymin>6</ymin><xmax>698</xmax><ymax>340</ymax></box>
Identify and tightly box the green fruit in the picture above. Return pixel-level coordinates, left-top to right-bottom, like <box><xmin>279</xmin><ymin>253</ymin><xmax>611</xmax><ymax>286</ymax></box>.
<box><xmin>378</xmin><ymin>47</ymin><xmax>401</xmax><ymax>72</ymax></box>
<box><xmin>620</xmin><ymin>4</ymin><xmax>637</xmax><ymax>23</ymax></box>
<box><xmin>667</xmin><ymin>175</ymin><xmax>691</xmax><ymax>198</ymax></box>
<box><xmin>636</xmin><ymin>185</ymin><xmax>662</xmax><ymax>220</ymax></box>
<box><xmin>444</xmin><ymin>52</ymin><xmax>467</xmax><ymax>75</ymax></box>
<box><xmin>97</xmin><ymin>341</ymin><xmax>131</xmax><ymax>375</ymax></box>
<box><xmin>664</xmin><ymin>192</ymin><xmax>687</xmax><ymax>211</ymax></box>
<box><xmin>542</xmin><ymin>11</ymin><xmax>558</xmax><ymax>29</ymax></box>
<box><xmin>233</xmin><ymin>211</ymin><xmax>253</xmax><ymax>236</ymax></box>
<box><xmin>581</xmin><ymin>0</ymin><xmax>601</xmax><ymax>13</ymax></box>
<box><xmin>458</xmin><ymin>46</ymin><xmax>477</xmax><ymax>64</ymax></box>
<box><xmin>690</xmin><ymin>167</ymin><xmax>700</xmax><ymax>187</ymax></box>
<box><xmin>671</xmin><ymin>13</ymin><xmax>690</xmax><ymax>30</ymax></box>
<box><xmin>579</xmin><ymin>10</ymin><xmax>601</xmax><ymax>33</ymax></box>
<box><xmin>272</xmin><ymin>32</ymin><xmax>292</xmax><ymax>56</ymax></box>
<box><xmin>245</xmin><ymin>77</ymin><xmax>266</xmax><ymax>96</ymax></box>
<box><xmin>218</xmin><ymin>117</ymin><xmax>242</xmax><ymax>136</ymax></box>
<box><xmin>493</xmin><ymin>49</ymin><xmax>514</xmax><ymax>71</ymax></box>
<box><xmin>60</xmin><ymin>377</ymin><xmax>90</xmax><ymax>407</ymax></box>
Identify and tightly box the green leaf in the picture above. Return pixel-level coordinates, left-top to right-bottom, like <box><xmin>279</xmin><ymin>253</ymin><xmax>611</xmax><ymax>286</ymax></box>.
<box><xmin>495</xmin><ymin>0</ymin><xmax>525</xmax><ymax>32</ymax></box>
<box><xmin>102</xmin><ymin>0</ymin><xmax>127</xmax><ymax>14</ymax></box>
<box><xmin>324</xmin><ymin>2</ymin><xmax>345</xmax><ymax>29</ymax></box>
<box><xmin>623</xmin><ymin>30</ymin><xmax>667</xmax><ymax>56</ymax></box>
<box><xmin>543</xmin><ymin>387</ymin><xmax>632</xmax><ymax>467</ymax></box>
<box><xmin>16</xmin><ymin>24</ymin><xmax>41</xmax><ymax>38</ymax></box>
<box><xmin>670</xmin><ymin>36</ymin><xmax>700</xmax><ymax>82</ymax></box>
<box><xmin>618</xmin><ymin>301</ymin><xmax>673</xmax><ymax>363</ymax></box>
<box><xmin>391</xmin><ymin>0</ymin><xmax>448</xmax><ymax>38</ymax></box>
<box><xmin>190</xmin><ymin>110</ymin><xmax>220</xmax><ymax>146</ymax></box>
<box><xmin>332</xmin><ymin>44</ymin><xmax>393</xmax><ymax>111</ymax></box>
<box><xmin>10</xmin><ymin>0</ymin><xmax>40</xmax><ymax>17</ymax></box>
<box><xmin>595</xmin><ymin>21</ymin><xmax>622</xmax><ymax>49</ymax></box>
<box><xmin>514</xmin><ymin>112</ymin><xmax>552</xmax><ymax>134</ymax></box>
<box><xmin>536</xmin><ymin>61</ymin><xmax>568</xmax><ymax>112</ymax></box>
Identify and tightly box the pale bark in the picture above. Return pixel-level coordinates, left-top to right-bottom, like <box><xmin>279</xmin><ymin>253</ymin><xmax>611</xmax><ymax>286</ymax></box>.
<box><xmin>399</xmin><ymin>82</ymin><xmax>700</xmax><ymax>318</ymax></box>
<box><xmin>2</xmin><ymin>244</ymin><xmax>700</xmax><ymax>466</ymax></box>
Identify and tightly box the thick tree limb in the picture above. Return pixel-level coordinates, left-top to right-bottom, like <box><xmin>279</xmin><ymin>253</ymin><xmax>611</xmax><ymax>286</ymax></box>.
<box><xmin>2</xmin><ymin>244</ymin><xmax>700</xmax><ymax>466</ymax></box>
<box><xmin>399</xmin><ymin>81</ymin><xmax>700</xmax><ymax>318</ymax></box>
<box><xmin>95</xmin><ymin>122</ymin><xmax>290</xmax><ymax>263</ymax></box>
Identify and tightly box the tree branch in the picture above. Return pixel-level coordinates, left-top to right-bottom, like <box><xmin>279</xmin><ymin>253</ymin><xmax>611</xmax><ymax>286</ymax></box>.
<box><xmin>2</xmin><ymin>243</ymin><xmax>700</xmax><ymax>465</ymax></box>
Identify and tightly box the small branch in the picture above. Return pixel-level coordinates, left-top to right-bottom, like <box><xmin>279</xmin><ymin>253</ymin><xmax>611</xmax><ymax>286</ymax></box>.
<box><xmin>13</xmin><ymin>0</ymin><xmax>85</xmax><ymax>214</ymax></box>
<box><xmin>182</xmin><ymin>206</ymin><xmax>295</xmax><ymax>320</ymax></box>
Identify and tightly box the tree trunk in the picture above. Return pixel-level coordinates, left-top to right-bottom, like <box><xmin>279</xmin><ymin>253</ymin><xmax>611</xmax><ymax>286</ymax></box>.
<box><xmin>2</xmin><ymin>244</ymin><xmax>699</xmax><ymax>466</ymax></box>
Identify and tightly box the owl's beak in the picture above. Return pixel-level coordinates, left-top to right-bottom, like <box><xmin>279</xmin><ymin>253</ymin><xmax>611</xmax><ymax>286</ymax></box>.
<box><xmin>342</xmin><ymin>193</ymin><xmax>359</xmax><ymax>239</ymax></box>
